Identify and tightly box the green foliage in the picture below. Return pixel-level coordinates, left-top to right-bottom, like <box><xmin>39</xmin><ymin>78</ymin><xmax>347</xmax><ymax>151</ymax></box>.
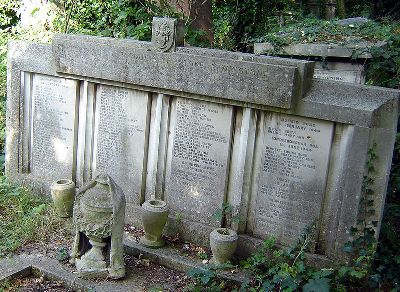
<box><xmin>186</xmin><ymin>263</ymin><xmax>239</xmax><ymax>291</ymax></box>
<box><xmin>54</xmin><ymin>0</ymin><xmax>207</xmax><ymax>46</ymax></box>
<box><xmin>211</xmin><ymin>2</ymin><xmax>236</xmax><ymax>50</ymax></box>
<box><xmin>258</xmin><ymin>18</ymin><xmax>400</xmax><ymax>89</ymax></box>
<box><xmin>0</xmin><ymin>30</ymin><xmax>9</xmax><ymax>168</ymax></box>
<box><xmin>373</xmin><ymin>134</ymin><xmax>400</xmax><ymax>289</ymax></box>
<box><xmin>54</xmin><ymin>0</ymin><xmax>156</xmax><ymax>40</ymax></box>
<box><xmin>56</xmin><ymin>246</ymin><xmax>70</xmax><ymax>262</ymax></box>
<box><xmin>212</xmin><ymin>202</ymin><xmax>240</xmax><ymax>227</ymax></box>
<box><xmin>358</xmin><ymin>24</ymin><xmax>400</xmax><ymax>88</ymax></box>
<box><xmin>0</xmin><ymin>0</ymin><xmax>20</xmax><ymax>29</ymax></box>
<box><xmin>212</xmin><ymin>0</ymin><xmax>302</xmax><ymax>51</ymax></box>
<box><xmin>240</xmin><ymin>225</ymin><xmax>322</xmax><ymax>291</ymax></box>
<box><xmin>0</xmin><ymin>176</ymin><xmax>63</xmax><ymax>257</ymax></box>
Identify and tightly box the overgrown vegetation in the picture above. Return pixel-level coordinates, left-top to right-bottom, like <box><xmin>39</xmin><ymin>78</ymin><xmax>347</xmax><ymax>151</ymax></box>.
<box><xmin>0</xmin><ymin>176</ymin><xmax>65</xmax><ymax>257</ymax></box>
<box><xmin>187</xmin><ymin>145</ymin><xmax>398</xmax><ymax>291</ymax></box>
<box><xmin>251</xmin><ymin>18</ymin><xmax>400</xmax><ymax>89</ymax></box>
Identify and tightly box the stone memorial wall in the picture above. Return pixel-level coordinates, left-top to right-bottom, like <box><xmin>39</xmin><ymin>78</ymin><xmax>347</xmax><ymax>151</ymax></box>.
<box><xmin>6</xmin><ymin>18</ymin><xmax>399</xmax><ymax>263</ymax></box>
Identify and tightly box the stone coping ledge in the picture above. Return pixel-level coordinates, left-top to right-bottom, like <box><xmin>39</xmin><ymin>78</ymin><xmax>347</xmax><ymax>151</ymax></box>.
<box><xmin>123</xmin><ymin>237</ymin><xmax>250</xmax><ymax>285</ymax></box>
<box><xmin>0</xmin><ymin>254</ymin><xmax>90</xmax><ymax>290</ymax></box>
<box><xmin>254</xmin><ymin>41</ymin><xmax>387</xmax><ymax>59</ymax></box>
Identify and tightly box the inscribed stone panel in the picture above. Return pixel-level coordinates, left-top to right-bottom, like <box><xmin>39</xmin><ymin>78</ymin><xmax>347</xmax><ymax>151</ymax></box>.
<box><xmin>164</xmin><ymin>98</ymin><xmax>233</xmax><ymax>226</ymax></box>
<box><xmin>93</xmin><ymin>85</ymin><xmax>149</xmax><ymax>205</ymax></box>
<box><xmin>313</xmin><ymin>69</ymin><xmax>361</xmax><ymax>84</ymax></box>
<box><xmin>31</xmin><ymin>74</ymin><xmax>78</xmax><ymax>180</ymax></box>
<box><xmin>252</xmin><ymin>113</ymin><xmax>333</xmax><ymax>244</ymax></box>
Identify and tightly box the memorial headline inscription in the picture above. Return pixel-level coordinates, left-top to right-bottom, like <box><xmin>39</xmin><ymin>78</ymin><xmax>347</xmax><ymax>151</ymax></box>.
<box><xmin>6</xmin><ymin>19</ymin><xmax>398</xmax><ymax>262</ymax></box>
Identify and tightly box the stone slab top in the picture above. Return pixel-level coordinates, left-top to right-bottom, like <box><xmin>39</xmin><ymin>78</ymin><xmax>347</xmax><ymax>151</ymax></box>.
<box><xmin>298</xmin><ymin>79</ymin><xmax>399</xmax><ymax>128</ymax></box>
<box><xmin>52</xmin><ymin>33</ymin><xmax>303</xmax><ymax>109</ymax></box>
<box><xmin>254</xmin><ymin>41</ymin><xmax>387</xmax><ymax>59</ymax></box>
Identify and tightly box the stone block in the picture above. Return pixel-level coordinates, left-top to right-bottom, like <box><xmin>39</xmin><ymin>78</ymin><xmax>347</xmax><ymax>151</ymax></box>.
<box><xmin>53</xmin><ymin>34</ymin><xmax>301</xmax><ymax>109</ymax></box>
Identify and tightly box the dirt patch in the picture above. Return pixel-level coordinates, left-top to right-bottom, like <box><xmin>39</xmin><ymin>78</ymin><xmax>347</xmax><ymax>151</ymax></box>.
<box><xmin>124</xmin><ymin>254</ymin><xmax>192</xmax><ymax>291</ymax></box>
<box><xmin>2</xmin><ymin>275</ymin><xmax>72</xmax><ymax>292</ymax></box>
<box><xmin>124</xmin><ymin>224</ymin><xmax>212</xmax><ymax>262</ymax></box>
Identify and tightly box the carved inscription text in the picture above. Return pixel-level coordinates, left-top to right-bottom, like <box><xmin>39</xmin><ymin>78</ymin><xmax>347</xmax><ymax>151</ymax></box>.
<box><xmin>253</xmin><ymin>113</ymin><xmax>334</xmax><ymax>244</ymax></box>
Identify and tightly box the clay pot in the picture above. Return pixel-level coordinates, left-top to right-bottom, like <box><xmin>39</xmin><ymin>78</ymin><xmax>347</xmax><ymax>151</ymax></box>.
<box><xmin>210</xmin><ymin>228</ymin><xmax>238</xmax><ymax>264</ymax></box>
<box><xmin>51</xmin><ymin>179</ymin><xmax>75</xmax><ymax>218</ymax></box>
<box><xmin>140</xmin><ymin>199</ymin><xmax>169</xmax><ymax>248</ymax></box>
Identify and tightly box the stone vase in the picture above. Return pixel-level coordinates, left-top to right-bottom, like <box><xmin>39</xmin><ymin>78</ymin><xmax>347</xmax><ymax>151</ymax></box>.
<box><xmin>209</xmin><ymin>228</ymin><xmax>238</xmax><ymax>265</ymax></box>
<box><xmin>140</xmin><ymin>199</ymin><xmax>169</xmax><ymax>248</ymax></box>
<box><xmin>51</xmin><ymin>179</ymin><xmax>75</xmax><ymax>218</ymax></box>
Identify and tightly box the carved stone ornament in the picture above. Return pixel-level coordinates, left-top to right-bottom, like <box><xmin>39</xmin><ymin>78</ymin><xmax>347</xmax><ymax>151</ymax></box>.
<box><xmin>151</xmin><ymin>17</ymin><xmax>183</xmax><ymax>52</ymax></box>
<box><xmin>70</xmin><ymin>174</ymin><xmax>126</xmax><ymax>279</ymax></box>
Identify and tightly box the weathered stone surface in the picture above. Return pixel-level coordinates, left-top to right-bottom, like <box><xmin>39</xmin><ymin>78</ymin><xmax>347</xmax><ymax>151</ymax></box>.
<box><xmin>151</xmin><ymin>17</ymin><xmax>184</xmax><ymax>52</ymax></box>
<box><xmin>30</xmin><ymin>74</ymin><xmax>78</xmax><ymax>181</ymax></box>
<box><xmin>164</xmin><ymin>98</ymin><xmax>233</xmax><ymax>226</ymax></box>
<box><xmin>312</xmin><ymin>61</ymin><xmax>365</xmax><ymax>84</ymax></box>
<box><xmin>248</xmin><ymin>113</ymin><xmax>334</xmax><ymax>245</ymax></box>
<box><xmin>176</xmin><ymin>46</ymin><xmax>315</xmax><ymax>98</ymax></box>
<box><xmin>71</xmin><ymin>174</ymin><xmax>126</xmax><ymax>279</ymax></box>
<box><xmin>92</xmin><ymin>84</ymin><xmax>150</xmax><ymax>205</ymax></box>
<box><xmin>254</xmin><ymin>41</ymin><xmax>387</xmax><ymax>59</ymax></box>
<box><xmin>298</xmin><ymin>79</ymin><xmax>399</xmax><ymax>129</ymax></box>
<box><xmin>313</xmin><ymin>69</ymin><xmax>360</xmax><ymax>83</ymax></box>
<box><xmin>53</xmin><ymin>34</ymin><xmax>300</xmax><ymax>109</ymax></box>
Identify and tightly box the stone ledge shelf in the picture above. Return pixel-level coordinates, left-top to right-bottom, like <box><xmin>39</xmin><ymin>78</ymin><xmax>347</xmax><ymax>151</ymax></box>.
<box><xmin>254</xmin><ymin>41</ymin><xmax>387</xmax><ymax>59</ymax></box>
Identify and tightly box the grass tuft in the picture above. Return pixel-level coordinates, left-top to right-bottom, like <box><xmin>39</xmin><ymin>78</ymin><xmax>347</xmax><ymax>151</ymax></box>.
<box><xmin>0</xmin><ymin>176</ymin><xmax>66</xmax><ymax>258</ymax></box>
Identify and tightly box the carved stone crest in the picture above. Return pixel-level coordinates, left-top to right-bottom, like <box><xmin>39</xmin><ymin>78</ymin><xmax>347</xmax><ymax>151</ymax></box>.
<box><xmin>152</xmin><ymin>17</ymin><xmax>184</xmax><ymax>52</ymax></box>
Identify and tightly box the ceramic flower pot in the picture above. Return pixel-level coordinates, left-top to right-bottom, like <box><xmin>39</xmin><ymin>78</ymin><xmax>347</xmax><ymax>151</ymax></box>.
<box><xmin>140</xmin><ymin>199</ymin><xmax>169</xmax><ymax>248</ymax></box>
<box><xmin>209</xmin><ymin>228</ymin><xmax>238</xmax><ymax>265</ymax></box>
<box><xmin>51</xmin><ymin>179</ymin><xmax>75</xmax><ymax>218</ymax></box>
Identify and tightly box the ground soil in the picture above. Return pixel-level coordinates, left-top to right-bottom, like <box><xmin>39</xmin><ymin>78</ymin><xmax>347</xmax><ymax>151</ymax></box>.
<box><xmin>3</xmin><ymin>275</ymin><xmax>72</xmax><ymax>292</ymax></box>
<box><xmin>7</xmin><ymin>221</ymin><xmax>196</xmax><ymax>291</ymax></box>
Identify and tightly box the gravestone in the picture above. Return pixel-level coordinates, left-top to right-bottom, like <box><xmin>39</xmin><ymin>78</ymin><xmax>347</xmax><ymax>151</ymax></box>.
<box><xmin>254</xmin><ymin>41</ymin><xmax>386</xmax><ymax>84</ymax></box>
<box><xmin>6</xmin><ymin>17</ymin><xmax>399</xmax><ymax>263</ymax></box>
<box><xmin>92</xmin><ymin>85</ymin><xmax>150</xmax><ymax>206</ymax></box>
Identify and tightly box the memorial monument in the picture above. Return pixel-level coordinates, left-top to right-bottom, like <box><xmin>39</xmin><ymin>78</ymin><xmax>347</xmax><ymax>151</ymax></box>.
<box><xmin>5</xmin><ymin>17</ymin><xmax>399</xmax><ymax>263</ymax></box>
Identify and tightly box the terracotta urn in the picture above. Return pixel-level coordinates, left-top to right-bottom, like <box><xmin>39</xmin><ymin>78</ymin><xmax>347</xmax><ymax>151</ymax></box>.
<box><xmin>51</xmin><ymin>179</ymin><xmax>75</xmax><ymax>218</ymax></box>
<box><xmin>140</xmin><ymin>199</ymin><xmax>169</xmax><ymax>248</ymax></box>
<box><xmin>209</xmin><ymin>228</ymin><xmax>238</xmax><ymax>264</ymax></box>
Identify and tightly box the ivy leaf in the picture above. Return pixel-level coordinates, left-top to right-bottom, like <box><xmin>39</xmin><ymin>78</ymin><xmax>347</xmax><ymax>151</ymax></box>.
<box><xmin>349</xmin><ymin>269</ymin><xmax>366</xmax><ymax>279</ymax></box>
<box><xmin>343</xmin><ymin>243</ymin><xmax>353</xmax><ymax>253</ymax></box>
<box><xmin>303</xmin><ymin>278</ymin><xmax>330</xmax><ymax>292</ymax></box>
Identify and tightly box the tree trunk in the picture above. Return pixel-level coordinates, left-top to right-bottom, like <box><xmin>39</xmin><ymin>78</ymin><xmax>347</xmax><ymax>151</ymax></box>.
<box><xmin>158</xmin><ymin>0</ymin><xmax>213</xmax><ymax>45</ymax></box>
<box><xmin>336</xmin><ymin>0</ymin><xmax>346</xmax><ymax>18</ymax></box>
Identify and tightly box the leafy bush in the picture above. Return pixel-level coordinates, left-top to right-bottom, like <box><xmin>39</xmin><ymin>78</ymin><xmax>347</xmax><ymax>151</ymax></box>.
<box><xmin>54</xmin><ymin>0</ymin><xmax>155</xmax><ymax>40</ymax></box>
<box><xmin>0</xmin><ymin>0</ymin><xmax>20</xmax><ymax>29</ymax></box>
